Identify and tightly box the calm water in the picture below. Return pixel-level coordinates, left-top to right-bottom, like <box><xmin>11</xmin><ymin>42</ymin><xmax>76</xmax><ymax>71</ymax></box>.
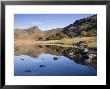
<box><xmin>14</xmin><ymin>45</ymin><xmax>97</xmax><ymax>76</ymax></box>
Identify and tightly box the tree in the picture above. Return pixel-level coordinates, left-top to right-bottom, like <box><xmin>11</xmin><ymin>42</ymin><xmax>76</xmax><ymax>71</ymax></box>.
<box><xmin>39</xmin><ymin>37</ymin><xmax>43</xmax><ymax>41</ymax></box>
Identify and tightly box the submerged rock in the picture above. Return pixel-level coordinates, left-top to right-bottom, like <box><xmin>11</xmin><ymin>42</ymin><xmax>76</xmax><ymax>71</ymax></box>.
<box><xmin>25</xmin><ymin>70</ymin><xmax>31</xmax><ymax>72</ymax></box>
<box><xmin>21</xmin><ymin>59</ymin><xmax>24</xmax><ymax>60</ymax></box>
<box><xmin>39</xmin><ymin>65</ymin><xmax>45</xmax><ymax>68</ymax></box>
<box><xmin>41</xmin><ymin>59</ymin><xmax>45</xmax><ymax>60</ymax></box>
<box><xmin>53</xmin><ymin>57</ymin><xmax>58</xmax><ymax>60</ymax></box>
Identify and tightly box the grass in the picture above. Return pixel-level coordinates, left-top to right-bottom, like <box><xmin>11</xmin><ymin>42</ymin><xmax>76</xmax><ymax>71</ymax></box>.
<box><xmin>15</xmin><ymin>37</ymin><xmax>97</xmax><ymax>48</ymax></box>
<box><xmin>35</xmin><ymin>37</ymin><xmax>96</xmax><ymax>48</ymax></box>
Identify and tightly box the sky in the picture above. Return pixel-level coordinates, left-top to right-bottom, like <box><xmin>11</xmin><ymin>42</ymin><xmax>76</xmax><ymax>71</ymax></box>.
<box><xmin>14</xmin><ymin>14</ymin><xmax>95</xmax><ymax>31</ymax></box>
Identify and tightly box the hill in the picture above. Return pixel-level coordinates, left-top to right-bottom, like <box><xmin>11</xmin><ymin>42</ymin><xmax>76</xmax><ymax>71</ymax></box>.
<box><xmin>14</xmin><ymin>15</ymin><xmax>97</xmax><ymax>41</ymax></box>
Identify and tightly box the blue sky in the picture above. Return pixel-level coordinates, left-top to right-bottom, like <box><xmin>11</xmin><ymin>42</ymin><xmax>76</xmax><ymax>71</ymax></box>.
<box><xmin>14</xmin><ymin>14</ymin><xmax>95</xmax><ymax>31</ymax></box>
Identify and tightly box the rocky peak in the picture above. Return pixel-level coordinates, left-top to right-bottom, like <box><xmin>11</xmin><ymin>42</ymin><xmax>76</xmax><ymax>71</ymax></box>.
<box><xmin>28</xmin><ymin>26</ymin><xmax>40</xmax><ymax>30</ymax></box>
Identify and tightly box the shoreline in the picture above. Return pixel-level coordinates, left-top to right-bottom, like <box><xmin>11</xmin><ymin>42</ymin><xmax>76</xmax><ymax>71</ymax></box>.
<box><xmin>15</xmin><ymin>37</ymin><xmax>97</xmax><ymax>48</ymax></box>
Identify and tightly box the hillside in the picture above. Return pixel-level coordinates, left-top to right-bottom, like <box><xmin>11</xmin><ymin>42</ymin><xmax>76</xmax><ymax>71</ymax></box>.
<box><xmin>15</xmin><ymin>26</ymin><xmax>62</xmax><ymax>41</ymax></box>
<box><xmin>63</xmin><ymin>15</ymin><xmax>97</xmax><ymax>36</ymax></box>
<box><xmin>46</xmin><ymin>15</ymin><xmax>97</xmax><ymax>40</ymax></box>
<box><xmin>14</xmin><ymin>15</ymin><xmax>97</xmax><ymax>41</ymax></box>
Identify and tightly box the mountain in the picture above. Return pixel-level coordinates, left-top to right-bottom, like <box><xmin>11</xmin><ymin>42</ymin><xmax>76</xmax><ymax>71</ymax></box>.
<box><xmin>46</xmin><ymin>15</ymin><xmax>97</xmax><ymax>40</ymax></box>
<box><xmin>14</xmin><ymin>15</ymin><xmax>97</xmax><ymax>41</ymax></box>
<box><xmin>15</xmin><ymin>26</ymin><xmax>43</xmax><ymax>40</ymax></box>
<box><xmin>63</xmin><ymin>15</ymin><xmax>97</xmax><ymax>37</ymax></box>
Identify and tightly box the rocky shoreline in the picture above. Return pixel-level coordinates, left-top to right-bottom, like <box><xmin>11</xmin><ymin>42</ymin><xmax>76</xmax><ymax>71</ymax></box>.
<box><xmin>63</xmin><ymin>41</ymin><xmax>97</xmax><ymax>68</ymax></box>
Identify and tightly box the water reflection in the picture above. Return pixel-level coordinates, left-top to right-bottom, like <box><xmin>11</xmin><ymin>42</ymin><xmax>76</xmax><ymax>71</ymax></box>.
<box><xmin>14</xmin><ymin>44</ymin><xmax>97</xmax><ymax>76</ymax></box>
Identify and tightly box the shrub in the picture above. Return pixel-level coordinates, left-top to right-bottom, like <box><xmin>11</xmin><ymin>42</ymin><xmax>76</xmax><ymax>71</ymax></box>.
<box><xmin>39</xmin><ymin>37</ymin><xmax>43</xmax><ymax>41</ymax></box>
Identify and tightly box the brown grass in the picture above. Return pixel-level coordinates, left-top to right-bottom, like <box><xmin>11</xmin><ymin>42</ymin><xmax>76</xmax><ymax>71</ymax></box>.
<box><xmin>15</xmin><ymin>37</ymin><xmax>97</xmax><ymax>48</ymax></box>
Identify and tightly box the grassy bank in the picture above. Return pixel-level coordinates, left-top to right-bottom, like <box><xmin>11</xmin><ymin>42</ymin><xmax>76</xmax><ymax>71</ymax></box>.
<box><xmin>15</xmin><ymin>37</ymin><xmax>97</xmax><ymax>48</ymax></box>
<box><xmin>35</xmin><ymin>37</ymin><xmax>97</xmax><ymax>48</ymax></box>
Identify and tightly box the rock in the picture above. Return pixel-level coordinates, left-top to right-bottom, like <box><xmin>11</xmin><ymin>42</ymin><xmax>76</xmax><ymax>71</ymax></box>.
<box><xmin>28</xmin><ymin>26</ymin><xmax>39</xmax><ymax>30</ymax></box>
<box><xmin>85</xmin><ymin>59</ymin><xmax>91</xmax><ymax>63</ymax></box>
<box><xmin>21</xmin><ymin>59</ymin><xmax>24</xmax><ymax>60</ymax></box>
<box><xmin>39</xmin><ymin>65</ymin><xmax>45</xmax><ymax>67</ymax></box>
<box><xmin>41</xmin><ymin>59</ymin><xmax>45</xmax><ymax>60</ymax></box>
<box><xmin>53</xmin><ymin>57</ymin><xmax>58</xmax><ymax>60</ymax></box>
<box><xmin>88</xmin><ymin>54</ymin><xmax>96</xmax><ymax>60</ymax></box>
<box><xmin>68</xmin><ymin>52</ymin><xmax>75</xmax><ymax>57</ymax></box>
<box><xmin>83</xmin><ymin>48</ymin><xmax>88</xmax><ymax>53</ymax></box>
<box><xmin>25</xmin><ymin>70</ymin><xmax>31</xmax><ymax>72</ymax></box>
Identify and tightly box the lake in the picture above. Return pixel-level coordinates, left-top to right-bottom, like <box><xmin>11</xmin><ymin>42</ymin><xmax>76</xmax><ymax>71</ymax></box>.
<box><xmin>14</xmin><ymin>44</ymin><xmax>97</xmax><ymax>76</ymax></box>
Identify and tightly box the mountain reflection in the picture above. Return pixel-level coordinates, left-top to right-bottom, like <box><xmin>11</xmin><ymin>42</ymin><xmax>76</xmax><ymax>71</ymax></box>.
<box><xmin>14</xmin><ymin>44</ymin><xmax>97</xmax><ymax>69</ymax></box>
<box><xmin>14</xmin><ymin>44</ymin><xmax>70</xmax><ymax>57</ymax></box>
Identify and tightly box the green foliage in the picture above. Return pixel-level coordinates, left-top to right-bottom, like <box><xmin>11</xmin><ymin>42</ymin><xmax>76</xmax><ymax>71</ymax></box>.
<box><xmin>46</xmin><ymin>32</ymin><xmax>68</xmax><ymax>40</ymax></box>
<box><xmin>92</xmin><ymin>29</ymin><xmax>97</xmax><ymax>36</ymax></box>
<box><xmin>81</xmin><ymin>29</ymin><xmax>97</xmax><ymax>37</ymax></box>
<box><xmin>86</xmin><ymin>29</ymin><xmax>97</xmax><ymax>37</ymax></box>
<box><xmin>46</xmin><ymin>27</ymin><xmax>96</xmax><ymax>40</ymax></box>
